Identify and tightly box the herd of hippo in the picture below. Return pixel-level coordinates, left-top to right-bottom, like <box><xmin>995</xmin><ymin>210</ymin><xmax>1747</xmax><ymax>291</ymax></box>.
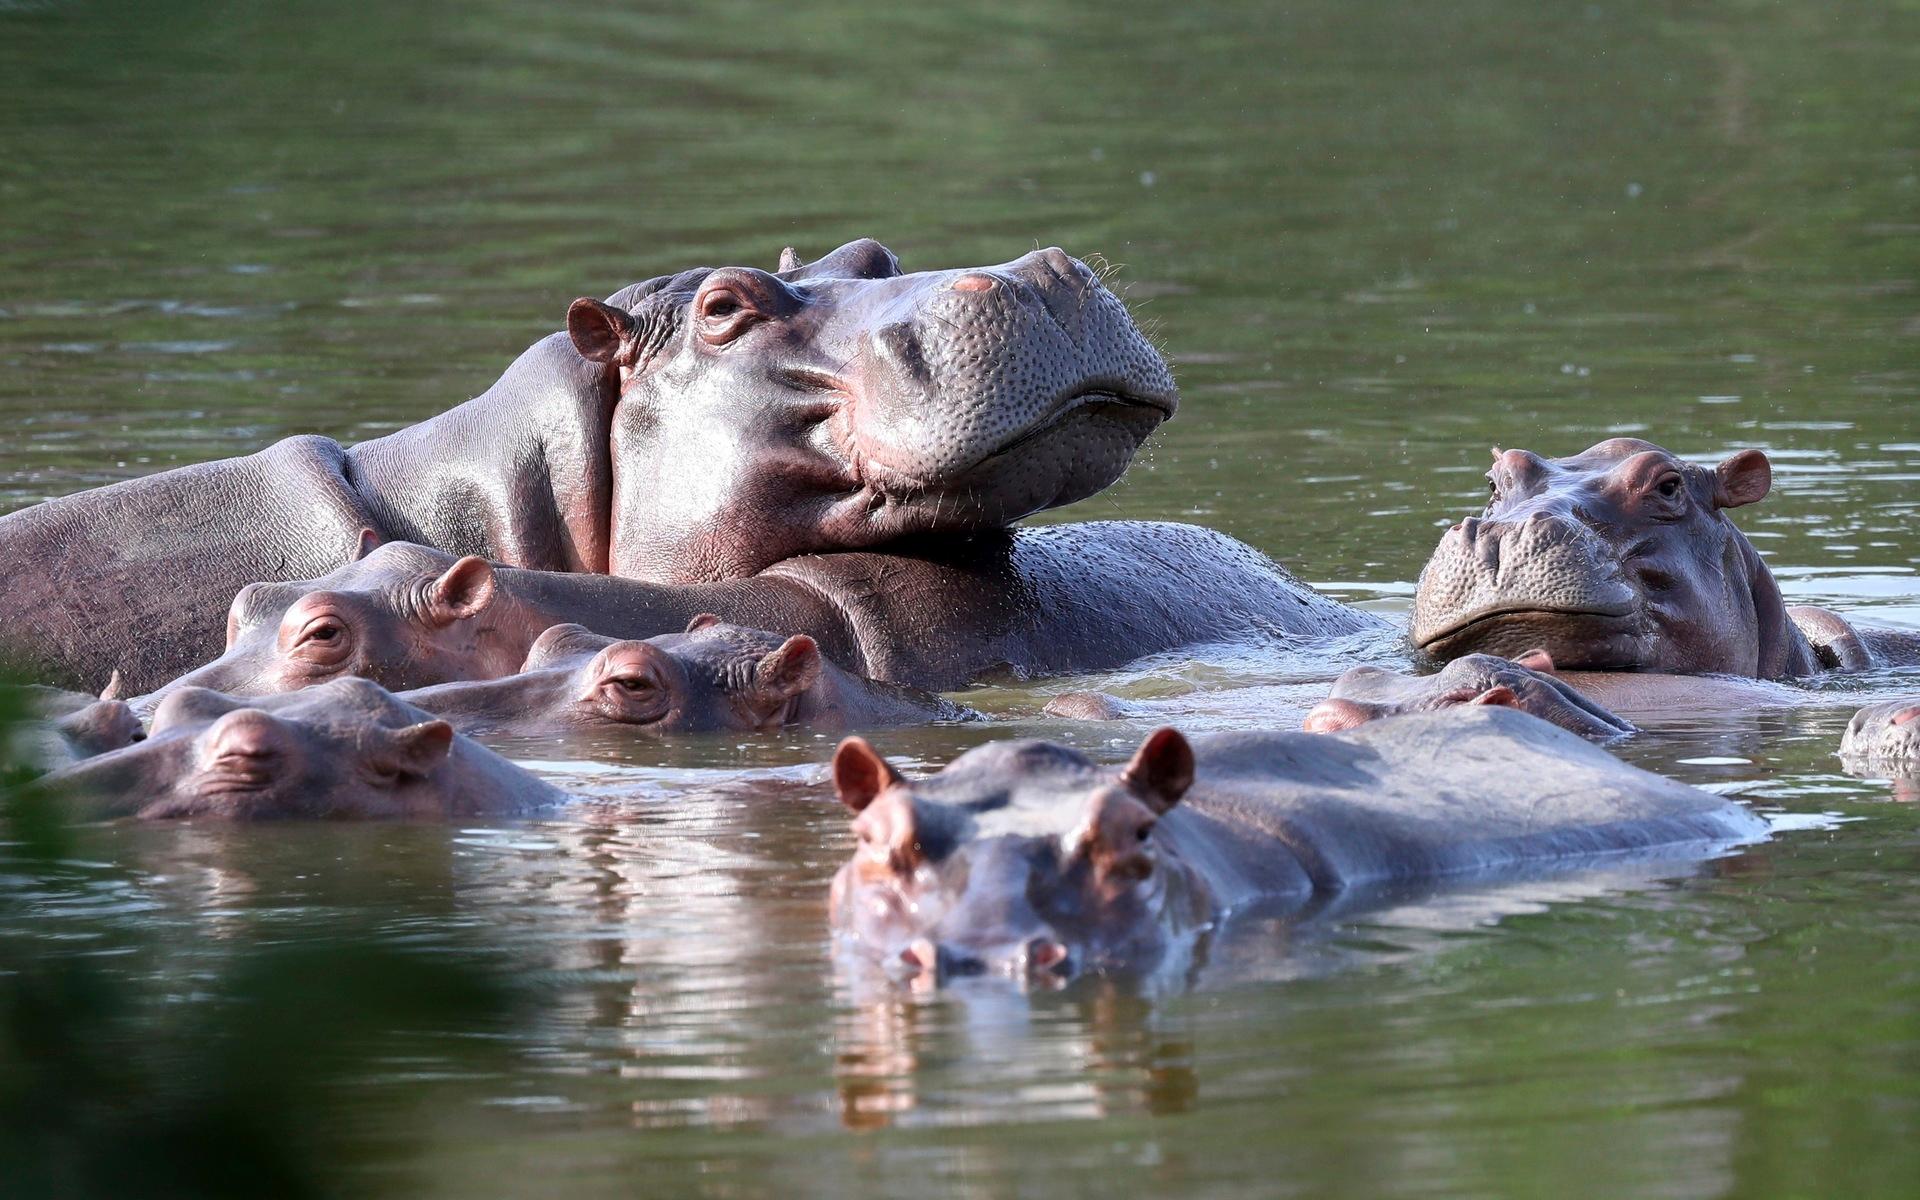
<box><xmin>5</xmin><ymin>239</ymin><xmax>1917</xmax><ymax>984</ymax></box>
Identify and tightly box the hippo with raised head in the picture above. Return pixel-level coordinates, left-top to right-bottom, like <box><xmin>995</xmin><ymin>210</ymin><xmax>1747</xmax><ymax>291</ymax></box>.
<box><xmin>143</xmin><ymin>524</ymin><xmax>1374</xmax><ymax>705</ymax></box>
<box><xmin>827</xmin><ymin>707</ymin><xmax>1767</xmax><ymax>984</ymax></box>
<box><xmin>25</xmin><ymin>677</ymin><xmax>562</xmax><ymax>820</ymax></box>
<box><xmin>1411</xmin><ymin>439</ymin><xmax>1920</xmax><ymax>678</ymax></box>
<box><xmin>0</xmin><ymin>240</ymin><xmax>1185</xmax><ymax>691</ymax></box>
<box><xmin>400</xmin><ymin>618</ymin><xmax>974</xmax><ymax>737</ymax></box>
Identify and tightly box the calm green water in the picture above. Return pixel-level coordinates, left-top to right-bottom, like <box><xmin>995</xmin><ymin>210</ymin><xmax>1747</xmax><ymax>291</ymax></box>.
<box><xmin>4</xmin><ymin>0</ymin><xmax>1920</xmax><ymax>1196</ymax></box>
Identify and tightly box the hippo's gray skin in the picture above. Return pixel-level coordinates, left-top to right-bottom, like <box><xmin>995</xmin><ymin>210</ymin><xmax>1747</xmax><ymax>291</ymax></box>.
<box><xmin>17</xmin><ymin>685</ymin><xmax>145</xmax><ymax>768</ymax></box>
<box><xmin>400</xmin><ymin>618</ymin><xmax>975</xmax><ymax>738</ymax></box>
<box><xmin>0</xmin><ymin>240</ymin><xmax>1176</xmax><ymax>692</ymax></box>
<box><xmin>1305</xmin><ymin>652</ymin><xmax>1636</xmax><ymax>739</ymax></box>
<box><xmin>1412</xmin><ymin>439</ymin><xmax>1920</xmax><ymax>678</ymax></box>
<box><xmin>827</xmin><ymin>707</ymin><xmax>1767</xmax><ymax>984</ymax></box>
<box><xmin>1841</xmin><ymin>700</ymin><xmax>1920</xmax><ymax>766</ymax></box>
<box><xmin>143</xmin><ymin>526</ymin><xmax>1377</xmax><ymax>705</ymax></box>
<box><xmin>27</xmin><ymin>677</ymin><xmax>563</xmax><ymax>821</ymax></box>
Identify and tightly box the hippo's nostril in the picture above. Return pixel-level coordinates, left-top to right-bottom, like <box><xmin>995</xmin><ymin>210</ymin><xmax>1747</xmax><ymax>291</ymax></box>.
<box><xmin>1027</xmin><ymin>937</ymin><xmax>1069</xmax><ymax>972</ymax></box>
<box><xmin>1894</xmin><ymin>708</ymin><xmax>1920</xmax><ymax>728</ymax></box>
<box><xmin>903</xmin><ymin>938</ymin><xmax>940</xmax><ymax>972</ymax></box>
<box><xmin>951</xmin><ymin>273</ymin><xmax>996</xmax><ymax>293</ymax></box>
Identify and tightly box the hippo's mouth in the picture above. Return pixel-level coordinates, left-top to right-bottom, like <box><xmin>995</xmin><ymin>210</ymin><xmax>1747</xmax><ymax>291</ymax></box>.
<box><xmin>974</xmin><ymin>385</ymin><xmax>1175</xmax><ymax>465</ymax></box>
<box><xmin>1418</xmin><ymin>605</ymin><xmax>1641</xmax><ymax>664</ymax></box>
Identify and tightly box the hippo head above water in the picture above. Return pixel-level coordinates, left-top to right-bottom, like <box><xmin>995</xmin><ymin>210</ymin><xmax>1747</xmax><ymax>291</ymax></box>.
<box><xmin>153</xmin><ymin>542</ymin><xmax>518</xmax><ymax>703</ymax></box>
<box><xmin>1411</xmin><ymin>439</ymin><xmax>1810</xmax><ymax>677</ymax></box>
<box><xmin>828</xmin><ymin>729</ymin><xmax>1211</xmax><ymax>985</ymax></box>
<box><xmin>37</xmin><ymin>677</ymin><xmax>560</xmax><ymax>820</ymax></box>
<box><xmin>567</xmin><ymin>238</ymin><xmax>1177</xmax><ymax>581</ymax></box>
<box><xmin>402</xmin><ymin>617</ymin><xmax>887</xmax><ymax>737</ymax></box>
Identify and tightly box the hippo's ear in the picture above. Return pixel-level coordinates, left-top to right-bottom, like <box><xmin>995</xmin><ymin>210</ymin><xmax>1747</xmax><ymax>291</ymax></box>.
<box><xmin>427</xmin><ymin>556</ymin><xmax>496</xmax><ymax>625</ymax></box>
<box><xmin>566</xmin><ymin>297</ymin><xmax>640</xmax><ymax>366</ymax></box>
<box><xmin>832</xmin><ymin>736</ymin><xmax>903</xmax><ymax>813</ymax></box>
<box><xmin>685</xmin><ymin>612</ymin><xmax>724</xmax><ymax>632</ymax></box>
<box><xmin>352</xmin><ymin>527</ymin><xmax>382</xmax><ymax>561</ymax></box>
<box><xmin>1121</xmin><ymin>727</ymin><xmax>1194</xmax><ymax>814</ymax></box>
<box><xmin>380</xmin><ymin>720</ymin><xmax>455</xmax><ymax>780</ymax></box>
<box><xmin>777</xmin><ymin>246</ymin><xmax>804</xmax><ymax>273</ymax></box>
<box><xmin>1713</xmin><ymin>449</ymin><xmax>1772</xmax><ymax>509</ymax></box>
<box><xmin>753</xmin><ymin>635</ymin><xmax>823</xmax><ymax>705</ymax></box>
<box><xmin>98</xmin><ymin>669</ymin><xmax>125</xmax><ymax>702</ymax></box>
<box><xmin>1470</xmin><ymin>685</ymin><xmax>1522</xmax><ymax>709</ymax></box>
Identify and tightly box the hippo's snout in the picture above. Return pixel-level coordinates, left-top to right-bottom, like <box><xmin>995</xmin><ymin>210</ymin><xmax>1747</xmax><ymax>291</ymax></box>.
<box><xmin>1413</xmin><ymin>511</ymin><xmax>1643</xmax><ymax>665</ymax></box>
<box><xmin>898</xmin><ymin>933</ymin><xmax>1074</xmax><ymax>987</ymax></box>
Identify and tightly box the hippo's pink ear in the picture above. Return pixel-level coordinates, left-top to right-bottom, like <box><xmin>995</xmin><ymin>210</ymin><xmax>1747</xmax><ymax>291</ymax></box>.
<box><xmin>98</xmin><ymin>669</ymin><xmax>125</xmax><ymax>702</ymax></box>
<box><xmin>685</xmin><ymin>613</ymin><xmax>724</xmax><ymax>632</ymax></box>
<box><xmin>777</xmin><ymin>246</ymin><xmax>804</xmax><ymax>273</ymax></box>
<box><xmin>1121</xmin><ymin>727</ymin><xmax>1194</xmax><ymax>814</ymax></box>
<box><xmin>352</xmin><ymin>527</ymin><xmax>382</xmax><ymax>561</ymax></box>
<box><xmin>832</xmin><ymin>737</ymin><xmax>902</xmax><ymax>813</ymax></box>
<box><xmin>427</xmin><ymin>556</ymin><xmax>496</xmax><ymax>625</ymax></box>
<box><xmin>566</xmin><ymin>298</ymin><xmax>639</xmax><ymax>366</ymax></box>
<box><xmin>382</xmin><ymin>720</ymin><xmax>455</xmax><ymax>780</ymax></box>
<box><xmin>1713</xmin><ymin>449</ymin><xmax>1772</xmax><ymax>509</ymax></box>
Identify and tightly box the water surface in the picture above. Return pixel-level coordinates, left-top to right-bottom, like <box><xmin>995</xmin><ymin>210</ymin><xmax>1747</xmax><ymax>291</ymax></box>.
<box><xmin>3</xmin><ymin>1</ymin><xmax>1918</xmax><ymax>1196</ymax></box>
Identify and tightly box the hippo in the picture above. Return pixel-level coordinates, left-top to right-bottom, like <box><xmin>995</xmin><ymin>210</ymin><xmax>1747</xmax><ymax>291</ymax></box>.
<box><xmin>826</xmin><ymin>707</ymin><xmax>1767</xmax><ymax>984</ymax></box>
<box><xmin>18</xmin><ymin>684</ymin><xmax>145</xmax><ymax>768</ymax></box>
<box><xmin>1411</xmin><ymin>439</ymin><xmax>1920</xmax><ymax>678</ymax></box>
<box><xmin>0</xmin><ymin>240</ymin><xmax>1178</xmax><ymax>691</ymax></box>
<box><xmin>143</xmin><ymin>525</ymin><xmax>1377</xmax><ymax>704</ymax></box>
<box><xmin>1841</xmin><ymin>699</ymin><xmax>1920</xmax><ymax>766</ymax></box>
<box><xmin>1304</xmin><ymin>651</ymin><xmax>1636</xmax><ymax>738</ymax></box>
<box><xmin>25</xmin><ymin>677</ymin><xmax>563</xmax><ymax>820</ymax></box>
<box><xmin>399</xmin><ymin>618</ymin><xmax>975</xmax><ymax>737</ymax></box>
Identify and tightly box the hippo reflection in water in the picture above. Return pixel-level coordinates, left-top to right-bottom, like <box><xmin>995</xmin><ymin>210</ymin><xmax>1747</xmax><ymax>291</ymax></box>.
<box><xmin>29</xmin><ymin>677</ymin><xmax>562</xmax><ymax>820</ymax></box>
<box><xmin>827</xmin><ymin>707</ymin><xmax>1766</xmax><ymax>985</ymax></box>
<box><xmin>0</xmin><ymin>240</ymin><xmax>1214</xmax><ymax>691</ymax></box>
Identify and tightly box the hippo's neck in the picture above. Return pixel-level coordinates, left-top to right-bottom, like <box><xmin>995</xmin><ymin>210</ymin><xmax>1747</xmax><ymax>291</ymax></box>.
<box><xmin>1740</xmin><ymin>536</ymin><xmax>1821</xmax><ymax>679</ymax></box>
<box><xmin>344</xmin><ymin>333</ymin><xmax>617</xmax><ymax>573</ymax></box>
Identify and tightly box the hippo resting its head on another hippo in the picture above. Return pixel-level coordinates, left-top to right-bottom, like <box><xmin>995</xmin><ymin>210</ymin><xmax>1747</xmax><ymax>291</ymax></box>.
<box><xmin>29</xmin><ymin>677</ymin><xmax>563</xmax><ymax>820</ymax></box>
<box><xmin>828</xmin><ymin>707</ymin><xmax>1765</xmax><ymax>985</ymax></box>
<box><xmin>400</xmin><ymin>619</ymin><xmax>974</xmax><ymax>738</ymax></box>
<box><xmin>1411</xmin><ymin>438</ymin><xmax>1920</xmax><ymax>679</ymax></box>
<box><xmin>0</xmin><ymin>240</ymin><xmax>1176</xmax><ymax>691</ymax></box>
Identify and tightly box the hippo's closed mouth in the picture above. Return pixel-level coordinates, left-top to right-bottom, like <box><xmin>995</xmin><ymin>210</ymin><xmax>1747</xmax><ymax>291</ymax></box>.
<box><xmin>1417</xmin><ymin>604</ymin><xmax>1637</xmax><ymax>650</ymax></box>
<box><xmin>972</xmin><ymin>386</ymin><xmax>1176</xmax><ymax>466</ymax></box>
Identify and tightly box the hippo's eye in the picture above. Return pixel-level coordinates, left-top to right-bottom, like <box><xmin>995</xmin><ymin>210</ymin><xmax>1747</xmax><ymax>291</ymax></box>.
<box><xmin>610</xmin><ymin>675</ymin><xmax>655</xmax><ymax>693</ymax></box>
<box><xmin>1137</xmin><ymin>820</ymin><xmax>1155</xmax><ymax>842</ymax></box>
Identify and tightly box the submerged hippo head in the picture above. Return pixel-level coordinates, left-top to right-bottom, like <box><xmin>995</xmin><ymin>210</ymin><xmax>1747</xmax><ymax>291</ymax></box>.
<box><xmin>404</xmin><ymin>617</ymin><xmax>835</xmax><ymax>737</ymax></box>
<box><xmin>1411</xmin><ymin>439</ymin><xmax>1805</xmax><ymax>677</ymax></box>
<box><xmin>153</xmin><ymin>542</ymin><xmax>516</xmax><ymax>703</ymax></box>
<box><xmin>1305</xmin><ymin>652</ymin><xmax>1635</xmax><ymax>740</ymax></box>
<box><xmin>567</xmin><ymin>238</ymin><xmax>1177</xmax><ymax>581</ymax></box>
<box><xmin>1841</xmin><ymin>700</ymin><xmax>1920</xmax><ymax>766</ymax></box>
<box><xmin>828</xmin><ymin>729</ymin><xmax>1211</xmax><ymax>985</ymax></box>
<box><xmin>38</xmin><ymin>677</ymin><xmax>559</xmax><ymax>820</ymax></box>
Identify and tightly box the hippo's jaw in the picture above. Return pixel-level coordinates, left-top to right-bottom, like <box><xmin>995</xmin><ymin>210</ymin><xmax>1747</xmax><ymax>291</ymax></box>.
<box><xmin>1415</xmin><ymin>604</ymin><xmax>1648</xmax><ymax>668</ymax></box>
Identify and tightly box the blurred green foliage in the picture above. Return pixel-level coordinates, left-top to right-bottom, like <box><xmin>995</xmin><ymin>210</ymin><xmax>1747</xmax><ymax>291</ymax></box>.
<box><xmin>0</xmin><ymin>682</ymin><xmax>516</xmax><ymax>1200</ymax></box>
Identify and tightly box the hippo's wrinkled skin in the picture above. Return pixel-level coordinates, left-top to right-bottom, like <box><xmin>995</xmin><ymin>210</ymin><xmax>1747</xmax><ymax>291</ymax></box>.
<box><xmin>827</xmin><ymin>707</ymin><xmax>1766</xmax><ymax>984</ymax></box>
<box><xmin>147</xmin><ymin>525</ymin><xmax>1378</xmax><ymax>704</ymax></box>
<box><xmin>0</xmin><ymin>240</ymin><xmax>1175</xmax><ymax>692</ymax></box>
<box><xmin>401</xmin><ymin>618</ymin><xmax>974</xmax><ymax>737</ymax></box>
<box><xmin>1412</xmin><ymin>439</ymin><xmax>1920</xmax><ymax>678</ymax></box>
<box><xmin>29</xmin><ymin>677</ymin><xmax>562</xmax><ymax>820</ymax></box>
<box><xmin>1305</xmin><ymin>652</ymin><xmax>1636</xmax><ymax>739</ymax></box>
<box><xmin>1842</xmin><ymin>700</ymin><xmax>1920</xmax><ymax>766</ymax></box>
